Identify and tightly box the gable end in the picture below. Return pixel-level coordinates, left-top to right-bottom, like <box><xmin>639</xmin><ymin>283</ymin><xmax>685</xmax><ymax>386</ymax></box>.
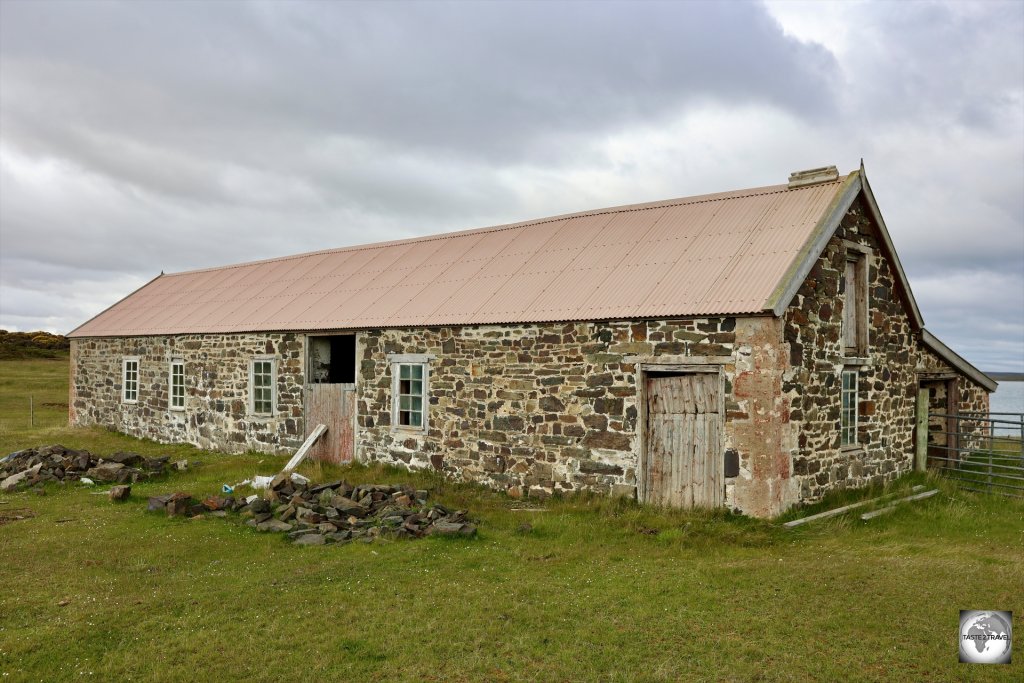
<box><xmin>766</xmin><ymin>165</ymin><xmax>926</xmax><ymax>333</ymax></box>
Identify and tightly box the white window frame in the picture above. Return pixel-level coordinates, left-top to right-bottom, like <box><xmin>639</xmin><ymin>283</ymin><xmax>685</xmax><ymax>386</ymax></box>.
<box><xmin>389</xmin><ymin>353</ymin><xmax>432</xmax><ymax>433</ymax></box>
<box><xmin>169</xmin><ymin>358</ymin><xmax>185</xmax><ymax>411</ymax></box>
<box><xmin>122</xmin><ymin>357</ymin><xmax>140</xmax><ymax>404</ymax></box>
<box><xmin>841</xmin><ymin>369</ymin><xmax>858</xmax><ymax>447</ymax></box>
<box><xmin>249</xmin><ymin>356</ymin><xmax>276</xmax><ymax>416</ymax></box>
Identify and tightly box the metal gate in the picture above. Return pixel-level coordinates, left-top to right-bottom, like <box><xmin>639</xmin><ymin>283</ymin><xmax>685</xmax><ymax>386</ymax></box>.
<box><xmin>924</xmin><ymin>412</ymin><xmax>1024</xmax><ymax>499</ymax></box>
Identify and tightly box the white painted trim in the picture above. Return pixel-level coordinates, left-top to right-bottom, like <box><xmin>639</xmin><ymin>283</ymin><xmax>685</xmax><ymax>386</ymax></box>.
<box><xmin>168</xmin><ymin>358</ymin><xmax>185</xmax><ymax>411</ymax></box>
<box><xmin>122</xmin><ymin>356</ymin><xmax>140</xmax><ymax>404</ymax></box>
<box><xmin>841</xmin><ymin>369</ymin><xmax>858</xmax><ymax>447</ymax></box>
<box><xmin>389</xmin><ymin>355</ymin><xmax>430</xmax><ymax>434</ymax></box>
<box><xmin>249</xmin><ymin>357</ymin><xmax>276</xmax><ymax>416</ymax></box>
<box><xmin>387</xmin><ymin>353</ymin><xmax>434</xmax><ymax>365</ymax></box>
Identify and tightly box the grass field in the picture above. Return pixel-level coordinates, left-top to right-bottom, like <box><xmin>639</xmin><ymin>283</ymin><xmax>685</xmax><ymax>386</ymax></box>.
<box><xmin>0</xmin><ymin>359</ymin><xmax>1021</xmax><ymax>682</ymax></box>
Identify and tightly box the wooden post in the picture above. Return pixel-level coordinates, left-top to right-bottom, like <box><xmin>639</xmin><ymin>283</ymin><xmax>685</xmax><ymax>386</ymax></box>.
<box><xmin>915</xmin><ymin>387</ymin><xmax>928</xmax><ymax>472</ymax></box>
<box><xmin>29</xmin><ymin>395</ymin><xmax>34</xmax><ymax>428</ymax></box>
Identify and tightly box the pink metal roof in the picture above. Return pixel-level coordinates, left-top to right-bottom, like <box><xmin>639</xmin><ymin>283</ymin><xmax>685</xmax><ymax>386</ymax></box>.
<box><xmin>69</xmin><ymin>177</ymin><xmax>847</xmax><ymax>337</ymax></box>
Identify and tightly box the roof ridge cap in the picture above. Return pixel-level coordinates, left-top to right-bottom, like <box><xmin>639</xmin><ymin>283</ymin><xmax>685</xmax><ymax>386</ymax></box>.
<box><xmin>162</xmin><ymin>180</ymin><xmax>832</xmax><ymax>278</ymax></box>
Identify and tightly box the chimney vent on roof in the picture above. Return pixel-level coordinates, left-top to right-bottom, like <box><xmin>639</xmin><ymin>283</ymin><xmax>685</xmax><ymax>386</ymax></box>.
<box><xmin>788</xmin><ymin>165</ymin><xmax>839</xmax><ymax>189</ymax></box>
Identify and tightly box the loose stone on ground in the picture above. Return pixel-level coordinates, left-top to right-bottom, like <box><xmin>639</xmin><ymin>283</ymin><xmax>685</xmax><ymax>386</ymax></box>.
<box><xmin>1</xmin><ymin>444</ymin><xmax>174</xmax><ymax>492</ymax></box>
<box><xmin>147</xmin><ymin>474</ymin><xmax>477</xmax><ymax>545</ymax></box>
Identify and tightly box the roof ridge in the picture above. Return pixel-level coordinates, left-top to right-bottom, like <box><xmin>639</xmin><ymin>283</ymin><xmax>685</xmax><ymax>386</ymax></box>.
<box><xmin>163</xmin><ymin>179</ymin><xmax>839</xmax><ymax>278</ymax></box>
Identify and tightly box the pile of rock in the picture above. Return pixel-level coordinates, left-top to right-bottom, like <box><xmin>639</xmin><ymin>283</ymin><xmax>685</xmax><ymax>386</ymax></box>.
<box><xmin>148</xmin><ymin>474</ymin><xmax>477</xmax><ymax>545</ymax></box>
<box><xmin>0</xmin><ymin>445</ymin><xmax>172</xmax><ymax>492</ymax></box>
<box><xmin>147</xmin><ymin>491</ymin><xmax>235</xmax><ymax>517</ymax></box>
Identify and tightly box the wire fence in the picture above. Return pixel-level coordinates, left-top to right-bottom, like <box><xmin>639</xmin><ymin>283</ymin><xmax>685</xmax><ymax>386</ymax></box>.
<box><xmin>927</xmin><ymin>412</ymin><xmax>1024</xmax><ymax>499</ymax></box>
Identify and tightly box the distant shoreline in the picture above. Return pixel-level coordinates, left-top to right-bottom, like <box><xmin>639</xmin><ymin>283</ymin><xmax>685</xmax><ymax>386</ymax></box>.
<box><xmin>988</xmin><ymin>372</ymin><xmax>1024</xmax><ymax>382</ymax></box>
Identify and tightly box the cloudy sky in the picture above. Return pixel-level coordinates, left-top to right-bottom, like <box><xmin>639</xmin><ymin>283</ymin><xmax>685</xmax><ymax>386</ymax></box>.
<box><xmin>1</xmin><ymin>0</ymin><xmax>1021</xmax><ymax>371</ymax></box>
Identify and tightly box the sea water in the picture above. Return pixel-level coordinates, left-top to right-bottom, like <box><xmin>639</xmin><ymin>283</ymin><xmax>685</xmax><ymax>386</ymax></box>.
<box><xmin>990</xmin><ymin>381</ymin><xmax>1024</xmax><ymax>416</ymax></box>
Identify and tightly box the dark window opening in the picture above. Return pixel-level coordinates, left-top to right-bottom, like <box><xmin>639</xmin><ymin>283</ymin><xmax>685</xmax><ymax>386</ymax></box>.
<box><xmin>309</xmin><ymin>335</ymin><xmax>356</xmax><ymax>384</ymax></box>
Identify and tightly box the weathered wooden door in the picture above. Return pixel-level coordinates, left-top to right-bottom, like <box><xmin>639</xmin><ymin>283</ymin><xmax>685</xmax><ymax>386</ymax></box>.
<box><xmin>644</xmin><ymin>372</ymin><xmax>723</xmax><ymax>508</ymax></box>
<box><xmin>304</xmin><ymin>383</ymin><xmax>356</xmax><ymax>464</ymax></box>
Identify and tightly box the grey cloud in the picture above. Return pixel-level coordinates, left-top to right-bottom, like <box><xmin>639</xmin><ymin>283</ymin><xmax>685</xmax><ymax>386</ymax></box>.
<box><xmin>839</xmin><ymin>1</ymin><xmax>1024</xmax><ymax>134</ymax></box>
<box><xmin>0</xmin><ymin>0</ymin><xmax>1021</xmax><ymax>372</ymax></box>
<box><xmin>1</xmin><ymin>1</ymin><xmax>838</xmax><ymax>164</ymax></box>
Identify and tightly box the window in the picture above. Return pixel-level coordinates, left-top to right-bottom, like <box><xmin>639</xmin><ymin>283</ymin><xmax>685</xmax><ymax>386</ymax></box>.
<box><xmin>122</xmin><ymin>357</ymin><xmax>139</xmax><ymax>403</ymax></box>
<box><xmin>250</xmin><ymin>358</ymin><xmax>275</xmax><ymax>415</ymax></box>
<box><xmin>396</xmin><ymin>364</ymin><xmax>425</xmax><ymax>427</ymax></box>
<box><xmin>389</xmin><ymin>354</ymin><xmax>431</xmax><ymax>431</ymax></box>
<box><xmin>841</xmin><ymin>370</ymin><xmax>858</xmax><ymax>447</ymax></box>
<box><xmin>842</xmin><ymin>247</ymin><xmax>869</xmax><ymax>356</ymax></box>
<box><xmin>169</xmin><ymin>359</ymin><xmax>185</xmax><ymax>410</ymax></box>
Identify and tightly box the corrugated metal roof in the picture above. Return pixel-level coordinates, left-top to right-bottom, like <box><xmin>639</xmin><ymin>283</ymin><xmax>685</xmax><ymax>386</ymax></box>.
<box><xmin>69</xmin><ymin>177</ymin><xmax>849</xmax><ymax>337</ymax></box>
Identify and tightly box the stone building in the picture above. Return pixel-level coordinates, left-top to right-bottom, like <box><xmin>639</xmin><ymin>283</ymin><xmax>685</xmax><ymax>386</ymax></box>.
<box><xmin>68</xmin><ymin>165</ymin><xmax>995</xmax><ymax>517</ymax></box>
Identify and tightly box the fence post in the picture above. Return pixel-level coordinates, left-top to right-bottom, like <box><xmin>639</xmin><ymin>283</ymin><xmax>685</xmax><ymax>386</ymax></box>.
<box><xmin>915</xmin><ymin>387</ymin><xmax>928</xmax><ymax>472</ymax></box>
<box><xmin>30</xmin><ymin>395</ymin><xmax>34</xmax><ymax>428</ymax></box>
<box><xmin>986</xmin><ymin>427</ymin><xmax>993</xmax><ymax>494</ymax></box>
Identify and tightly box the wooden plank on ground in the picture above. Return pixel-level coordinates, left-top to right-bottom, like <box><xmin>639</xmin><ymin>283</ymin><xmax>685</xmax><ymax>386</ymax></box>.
<box><xmin>283</xmin><ymin>423</ymin><xmax>328</xmax><ymax>472</ymax></box>
<box><xmin>859</xmin><ymin>489</ymin><xmax>939</xmax><ymax>521</ymax></box>
<box><xmin>783</xmin><ymin>485</ymin><xmax>926</xmax><ymax>528</ymax></box>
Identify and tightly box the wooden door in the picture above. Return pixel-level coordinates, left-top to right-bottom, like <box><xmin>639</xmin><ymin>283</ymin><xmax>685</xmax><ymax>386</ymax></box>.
<box><xmin>304</xmin><ymin>383</ymin><xmax>356</xmax><ymax>464</ymax></box>
<box><xmin>644</xmin><ymin>373</ymin><xmax>723</xmax><ymax>508</ymax></box>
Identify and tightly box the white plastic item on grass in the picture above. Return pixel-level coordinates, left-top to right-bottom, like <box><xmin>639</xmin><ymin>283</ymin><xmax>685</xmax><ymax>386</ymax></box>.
<box><xmin>80</xmin><ymin>477</ymin><xmax>95</xmax><ymax>486</ymax></box>
<box><xmin>250</xmin><ymin>475</ymin><xmax>273</xmax><ymax>490</ymax></box>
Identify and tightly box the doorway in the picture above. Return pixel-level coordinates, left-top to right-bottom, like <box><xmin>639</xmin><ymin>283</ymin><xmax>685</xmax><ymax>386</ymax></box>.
<box><xmin>641</xmin><ymin>369</ymin><xmax>723</xmax><ymax>508</ymax></box>
<box><xmin>304</xmin><ymin>335</ymin><xmax>357</xmax><ymax>464</ymax></box>
<box><xmin>918</xmin><ymin>376</ymin><xmax>959</xmax><ymax>470</ymax></box>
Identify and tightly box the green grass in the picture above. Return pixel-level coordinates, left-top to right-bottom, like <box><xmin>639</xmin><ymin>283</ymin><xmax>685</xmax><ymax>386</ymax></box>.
<box><xmin>1</xmin><ymin>359</ymin><xmax>1022</xmax><ymax>682</ymax></box>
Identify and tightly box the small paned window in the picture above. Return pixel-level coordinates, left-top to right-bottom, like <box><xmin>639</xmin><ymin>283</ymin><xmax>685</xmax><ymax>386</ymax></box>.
<box><xmin>251</xmin><ymin>359</ymin><xmax>274</xmax><ymax>415</ymax></box>
<box><xmin>123</xmin><ymin>358</ymin><xmax>139</xmax><ymax>403</ymax></box>
<box><xmin>396</xmin><ymin>363</ymin><xmax>425</xmax><ymax>427</ymax></box>
<box><xmin>841</xmin><ymin>370</ymin><xmax>858</xmax><ymax>447</ymax></box>
<box><xmin>169</xmin><ymin>360</ymin><xmax>185</xmax><ymax>410</ymax></box>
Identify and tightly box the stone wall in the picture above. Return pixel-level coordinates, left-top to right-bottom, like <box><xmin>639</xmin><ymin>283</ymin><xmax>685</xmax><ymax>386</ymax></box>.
<box><xmin>354</xmin><ymin>317</ymin><xmax>751</xmax><ymax>505</ymax></box>
<box><xmin>918</xmin><ymin>346</ymin><xmax>991</xmax><ymax>455</ymax></box>
<box><xmin>782</xmin><ymin>196</ymin><xmax>990</xmax><ymax>502</ymax></box>
<box><xmin>70</xmin><ymin>333</ymin><xmax>305</xmax><ymax>455</ymax></box>
<box><xmin>918</xmin><ymin>347</ymin><xmax>990</xmax><ymax>417</ymax></box>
